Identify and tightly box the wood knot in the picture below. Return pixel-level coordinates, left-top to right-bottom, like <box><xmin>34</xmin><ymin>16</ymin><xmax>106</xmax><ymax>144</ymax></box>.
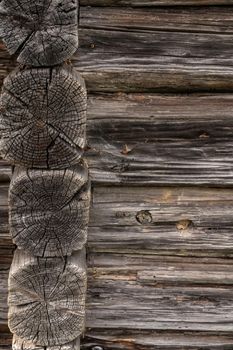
<box><xmin>176</xmin><ymin>219</ymin><xmax>192</xmax><ymax>231</ymax></box>
<box><xmin>136</xmin><ymin>210</ymin><xmax>152</xmax><ymax>225</ymax></box>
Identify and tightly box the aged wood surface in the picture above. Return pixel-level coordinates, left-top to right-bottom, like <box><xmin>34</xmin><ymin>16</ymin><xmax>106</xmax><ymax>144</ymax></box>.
<box><xmin>3</xmin><ymin>92</ymin><xmax>233</xmax><ymax>186</ymax></box>
<box><xmin>0</xmin><ymin>0</ymin><xmax>79</xmax><ymax>66</ymax></box>
<box><xmin>8</xmin><ymin>248</ymin><xmax>87</xmax><ymax>346</ymax></box>
<box><xmin>85</xmin><ymin>93</ymin><xmax>233</xmax><ymax>185</ymax></box>
<box><xmin>1</xmin><ymin>7</ymin><xmax>233</xmax><ymax>91</ymax></box>
<box><xmin>9</xmin><ymin>164</ymin><xmax>90</xmax><ymax>257</ymax></box>
<box><xmin>81</xmin><ymin>0</ymin><xmax>233</xmax><ymax>5</ymax></box>
<box><xmin>2</xmin><ymin>184</ymin><xmax>233</xmax><ymax>258</ymax></box>
<box><xmin>0</xmin><ymin>66</ymin><xmax>87</xmax><ymax>169</ymax></box>
<box><xmin>1</xmin><ymin>2</ymin><xmax>233</xmax><ymax>350</ymax></box>
<box><xmin>12</xmin><ymin>335</ymin><xmax>80</xmax><ymax>350</ymax></box>
<box><xmin>2</xmin><ymin>254</ymin><xmax>233</xmax><ymax>347</ymax></box>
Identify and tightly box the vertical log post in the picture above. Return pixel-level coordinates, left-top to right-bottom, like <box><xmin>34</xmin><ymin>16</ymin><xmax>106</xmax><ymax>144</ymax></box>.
<box><xmin>0</xmin><ymin>0</ymin><xmax>90</xmax><ymax>349</ymax></box>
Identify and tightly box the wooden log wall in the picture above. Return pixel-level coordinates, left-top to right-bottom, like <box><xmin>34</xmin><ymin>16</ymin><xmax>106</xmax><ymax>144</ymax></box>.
<box><xmin>0</xmin><ymin>0</ymin><xmax>90</xmax><ymax>349</ymax></box>
<box><xmin>1</xmin><ymin>1</ymin><xmax>233</xmax><ymax>350</ymax></box>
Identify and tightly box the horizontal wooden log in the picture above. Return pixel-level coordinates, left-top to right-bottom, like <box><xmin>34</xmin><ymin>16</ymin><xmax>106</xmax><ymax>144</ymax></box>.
<box><xmin>2</xmin><ymin>7</ymin><xmax>233</xmax><ymax>91</ymax></box>
<box><xmin>0</xmin><ymin>65</ymin><xmax>87</xmax><ymax>169</ymax></box>
<box><xmin>4</xmin><ymin>183</ymin><xmax>233</xmax><ymax>257</ymax></box>
<box><xmin>3</xmin><ymin>92</ymin><xmax>233</xmax><ymax>185</ymax></box>
<box><xmin>76</xmin><ymin>6</ymin><xmax>233</xmax><ymax>92</ymax></box>
<box><xmin>3</xmin><ymin>179</ymin><xmax>233</xmax><ymax>257</ymax></box>
<box><xmin>9</xmin><ymin>164</ymin><xmax>90</xmax><ymax>257</ymax></box>
<box><xmin>2</xmin><ymin>254</ymin><xmax>233</xmax><ymax>336</ymax></box>
<box><xmin>80</xmin><ymin>0</ymin><xmax>233</xmax><ymax>5</ymax></box>
<box><xmin>0</xmin><ymin>0</ymin><xmax>79</xmax><ymax>66</ymax></box>
<box><xmin>81</xmin><ymin>331</ymin><xmax>233</xmax><ymax>350</ymax></box>
<box><xmin>8</xmin><ymin>249</ymin><xmax>86</xmax><ymax>346</ymax></box>
<box><xmin>85</xmin><ymin>93</ymin><xmax>233</xmax><ymax>185</ymax></box>
<box><xmin>12</xmin><ymin>335</ymin><xmax>80</xmax><ymax>350</ymax></box>
<box><xmin>3</xmin><ymin>332</ymin><xmax>233</xmax><ymax>350</ymax></box>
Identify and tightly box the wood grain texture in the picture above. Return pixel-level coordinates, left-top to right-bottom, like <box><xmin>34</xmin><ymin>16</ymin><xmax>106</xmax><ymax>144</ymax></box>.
<box><xmin>85</xmin><ymin>93</ymin><xmax>233</xmax><ymax>185</ymax></box>
<box><xmin>3</xmin><ymin>92</ymin><xmax>233</xmax><ymax>186</ymax></box>
<box><xmin>9</xmin><ymin>163</ymin><xmax>90</xmax><ymax>257</ymax></box>
<box><xmin>8</xmin><ymin>249</ymin><xmax>86</xmax><ymax>346</ymax></box>
<box><xmin>0</xmin><ymin>65</ymin><xmax>87</xmax><ymax>169</ymax></box>
<box><xmin>2</xmin><ymin>184</ymin><xmax>233</xmax><ymax>258</ymax></box>
<box><xmin>0</xmin><ymin>0</ymin><xmax>79</xmax><ymax>66</ymax></box>
<box><xmin>12</xmin><ymin>335</ymin><xmax>80</xmax><ymax>350</ymax></box>
<box><xmin>75</xmin><ymin>6</ymin><xmax>233</xmax><ymax>92</ymax></box>
<box><xmin>81</xmin><ymin>0</ymin><xmax>233</xmax><ymax>5</ymax></box>
<box><xmin>2</xmin><ymin>254</ymin><xmax>233</xmax><ymax>341</ymax></box>
<box><xmin>1</xmin><ymin>7</ymin><xmax>233</xmax><ymax>92</ymax></box>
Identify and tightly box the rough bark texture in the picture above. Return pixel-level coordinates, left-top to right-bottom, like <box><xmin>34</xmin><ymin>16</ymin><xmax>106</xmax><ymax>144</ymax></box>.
<box><xmin>0</xmin><ymin>65</ymin><xmax>87</xmax><ymax>169</ymax></box>
<box><xmin>9</xmin><ymin>163</ymin><xmax>90</xmax><ymax>257</ymax></box>
<box><xmin>8</xmin><ymin>249</ymin><xmax>86</xmax><ymax>346</ymax></box>
<box><xmin>0</xmin><ymin>0</ymin><xmax>79</xmax><ymax>66</ymax></box>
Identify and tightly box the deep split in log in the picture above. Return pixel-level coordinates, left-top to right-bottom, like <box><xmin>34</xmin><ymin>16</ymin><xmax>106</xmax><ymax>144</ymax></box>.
<box><xmin>8</xmin><ymin>248</ymin><xmax>87</xmax><ymax>346</ymax></box>
<box><xmin>9</xmin><ymin>163</ymin><xmax>90</xmax><ymax>257</ymax></box>
<box><xmin>0</xmin><ymin>65</ymin><xmax>87</xmax><ymax>169</ymax></box>
<box><xmin>13</xmin><ymin>335</ymin><xmax>80</xmax><ymax>350</ymax></box>
<box><xmin>0</xmin><ymin>0</ymin><xmax>79</xmax><ymax>66</ymax></box>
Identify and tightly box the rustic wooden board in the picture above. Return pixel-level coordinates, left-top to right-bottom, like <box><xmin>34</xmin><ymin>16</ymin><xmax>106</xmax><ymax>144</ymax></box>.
<box><xmin>3</xmin><ymin>92</ymin><xmax>233</xmax><ymax>184</ymax></box>
<box><xmin>85</xmin><ymin>93</ymin><xmax>233</xmax><ymax>185</ymax></box>
<box><xmin>3</xmin><ymin>332</ymin><xmax>233</xmax><ymax>350</ymax></box>
<box><xmin>2</xmin><ymin>8</ymin><xmax>233</xmax><ymax>92</ymax></box>
<box><xmin>3</xmin><ymin>184</ymin><xmax>233</xmax><ymax>258</ymax></box>
<box><xmin>81</xmin><ymin>0</ymin><xmax>233</xmax><ymax>5</ymax></box>
<box><xmin>2</xmin><ymin>255</ymin><xmax>233</xmax><ymax>346</ymax></box>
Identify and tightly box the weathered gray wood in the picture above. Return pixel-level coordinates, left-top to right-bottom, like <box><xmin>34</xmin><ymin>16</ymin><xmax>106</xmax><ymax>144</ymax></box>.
<box><xmin>0</xmin><ymin>66</ymin><xmax>87</xmax><ymax>169</ymax></box>
<box><xmin>2</xmin><ymin>184</ymin><xmax>233</xmax><ymax>258</ymax></box>
<box><xmin>3</xmin><ymin>92</ymin><xmax>233</xmax><ymax>185</ymax></box>
<box><xmin>12</xmin><ymin>335</ymin><xmax>80</xmax><ymax>350</ymax></box>
<box><xmin>85</xmin><ymin>93</ymin><xmax>233</xmax><ymax>185</ymax></box>
<box><xmin>3</xmin><ymin>254</ymin><xmax>233</xmax><ymax>336</ymax></box>
<box><xmin>3</xmin><ymin>332</ymin><xmax>233</xmax><ymax>350</ymax></box>
<box><xmin>2</xmin><ymin>7</ymin><xmax>233</xmax><ymax>92</ymax></box>
<box><xmin>8</xmin><ymin>249</ymin><xmax>86</xmax><ymax>346</ymax></box>
<box><xmin>81</xmin><ymin>0</ymin><xmax>233</xmax><ymax>5</ymax></box>
<box><xmin>9</xmin><ymin>163</ymin><xmax>90</xmax><ymax>257</ymax></box>
<box><xmin>0</xmin><ymin>0</ymin><xmax>79</xmax><ymax>66</ymax></box>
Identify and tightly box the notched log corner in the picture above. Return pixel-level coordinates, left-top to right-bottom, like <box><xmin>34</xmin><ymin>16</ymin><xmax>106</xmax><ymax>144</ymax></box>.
<box><xmin>0</xmin><ymin>0</ymin><xmax>80</xmax><ymax>66</ymax></box>
<box><xmin>9</xmin><ymin>163</ymin><xmax>90</xmax><ymax>257</ymax></box>
<box><xmin>8</xmin><ymin>249</ymin><xmax>87</xmax><ymax>346</ymax></box>
<box><xmin>0</xmin><ymin>65</ymin><xmax>87</xmax><ymax>169</ymax></box>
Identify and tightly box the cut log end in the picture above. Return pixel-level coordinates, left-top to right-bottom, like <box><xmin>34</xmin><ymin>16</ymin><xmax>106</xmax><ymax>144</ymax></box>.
<box><xmin>0</xmin><ymin>0</ymin><xmax>79</xmax><ymax>66</ymax></box>
<box><xmin>0</xmin><ymin>65</ymin><xmax>87</xmax><ymax>169</ymax></box>
<box><xmin>13</xmin><ymin>335</ymin><xmax>80</xmax><ymax>350</ymax></box>
<box><xmin>9</xmin><ymin>163</ymin><xmax>91</xmax><ymax>257</ymax></box>
<box><xmin>8</xmin><ymin>249</ymin><xmax>87</xmax><ymax>347</ymax></box>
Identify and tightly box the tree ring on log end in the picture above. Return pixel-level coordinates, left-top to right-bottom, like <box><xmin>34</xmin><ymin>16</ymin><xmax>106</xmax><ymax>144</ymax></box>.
<box><xmin>8</xmin><ymin>249</ymin><xmax>86</xmax><ymax>346</ymax></box>
<box><xmin>13</xmin><ymin>335</ymin><xmax>80</xmax><ymax>350</ymax></box>
<box><xmin>9</xmin><ymin>163</ymin><xmax>90</xmax><ymax>257</ymax></box>
<box><xmin>0</xmin><ymin>0</ymin><xmax>79</xmax><ymax>66</ymax></box>
<box><xmin>0</xmin><ymin>66</ymin><xmax>87</xmax><ymax>169</ymax></box>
